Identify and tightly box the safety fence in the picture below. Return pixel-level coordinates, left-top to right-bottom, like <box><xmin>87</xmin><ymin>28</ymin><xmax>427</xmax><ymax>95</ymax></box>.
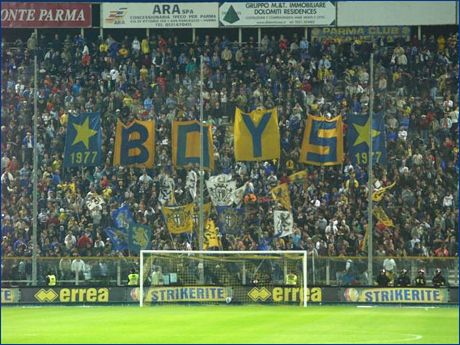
<box><xmin>2</xmin><ymin>256</ymin><xmax>458</xmax><ymax>288</ymax></box>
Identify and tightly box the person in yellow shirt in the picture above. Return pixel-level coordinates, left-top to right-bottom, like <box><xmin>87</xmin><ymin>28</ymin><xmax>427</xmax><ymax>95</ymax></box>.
<box><xmin>140</xmin><ymin>65</ymin><xmax>149</xmax><ymax>81</ymax></box>
<box><xmin>437</xmin><ymin>35</ymin><xmax>446</xmax><ymax>52</ymax></box>
<box><xmin>46</xmin><ymin>271</ymin><xmax>57</xmax><ymax>286</ymax></box>
<box><xmin>123</xmin><ymin>94</ymin><xmax>133</xmax><ymax>108</ymax></box>
<box><xmin>127</xmin><ymin>269</ymin><xmax>139</xmax><ymax>286</ymax></box>
<box><xmin>60</xmin><ymin>111</ymin><xmax>68</xmax><ymax>126</ymax></box>
<box><xmin>119</xmin><ymin>46</ymin><xmax>129</xmax><ymax>58</ymax></box>
<box><xmin>285</xmin><ymin>272</ymin><xmax>297</xmax><ymax>286</ymax></box>
<box><xmin>99</xmin><ymin>41</ymin><xmax>108</xmax><ymax>54</ymax></box>
<box><xmin>51</xmin><ymin>156</ymin><xmax>62</xmax><ymax>172</ymax></box>
<box><xmin>141</xmin><ymin>38</ymin><xmax>150</xmax><ymax>55</ymax></box>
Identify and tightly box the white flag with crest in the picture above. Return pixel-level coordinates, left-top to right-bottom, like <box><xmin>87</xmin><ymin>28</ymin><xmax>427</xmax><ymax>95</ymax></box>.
<box><xmin>274</xmin><ymin>210</ymin><xmax>294</xmax><ymax>237</ymax></box>
<box><xmin>159</xmin><ymin>175</ymin><xmax>175</xmax><ymax>205</ymax></box>
<box><xmin>232</xmin><ymin>185</ymin><xmax>246</xmax><ymax>205</ymax></box>
<box><xmin>186</xmin><ymin>170</ymin><xmax>198</xmax><ymax>200</ymax></box>
<box><xmin>206</xmin><ymin>174</ymin><xmax>236</xmax><ymax>207</ymax></box>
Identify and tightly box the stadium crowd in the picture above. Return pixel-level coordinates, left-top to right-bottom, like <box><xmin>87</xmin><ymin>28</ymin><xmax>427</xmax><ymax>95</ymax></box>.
<box><xmin>1</xmin><ymin>29</ymin><xmax>458</xmax><ymax>273</ymax></box>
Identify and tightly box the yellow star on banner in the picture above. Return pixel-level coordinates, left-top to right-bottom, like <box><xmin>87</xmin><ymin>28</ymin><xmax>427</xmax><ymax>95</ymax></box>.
<box><xmin>72</xmin><ymin>118</ymin><xmax>97</xmax><ymax>149</ymax></box>
<box><xmin>352</xmin><ymin>118</ymin><xmax>380</xmax><ymax>147</ymax></box>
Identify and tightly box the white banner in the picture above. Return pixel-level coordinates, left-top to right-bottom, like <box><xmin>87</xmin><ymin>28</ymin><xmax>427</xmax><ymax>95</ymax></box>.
<box><xmin>232</xmin><ymin>185</ymin><xmax>246</xmax><ymax>206</ymax></box>
<box><xmin>274</xmin><ymin>211</ymin><xmax>293</xmax><ymax>238</ymax></box>
<box><xmin>185</xmin><ymin>170</ymin><xmax>198</xmax><ymax>201</ymax></box>
<box><xmin>219</xmin><ymin>2</ymin><xmax>336</xmax><ymax>27</ymax></box>
<box><xmin>159</xmin><ymin>175</ymin><xmax>175</xmax><ymax>205</ymax></box>
<box><xmin>102</xmin><ymin>3</ymin><xmax>219</xmax><ymax>28</ymax></box>
<box><xmin>206</xmin><ymin>174</ymin><xmax>236</xmax><ymax>207</ymax></box>
<box><xmin>337</xmin><ymin>1</ymin><xmax>457</xmax><ymax>27</ymax></box>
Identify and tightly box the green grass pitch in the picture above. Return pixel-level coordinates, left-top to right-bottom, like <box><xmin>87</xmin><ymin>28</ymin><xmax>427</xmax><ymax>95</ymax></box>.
<box><xmin>2</xmin><ymin>305</ymin><xmax>458</xmax><ymax>344</ymax></box>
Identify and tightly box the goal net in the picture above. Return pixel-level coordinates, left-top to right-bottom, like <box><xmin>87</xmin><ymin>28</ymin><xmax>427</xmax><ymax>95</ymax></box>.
<box><xmin>139</xmin><ymin>250</ymin><xmax>308</xmax><ymax>307</ymax></box>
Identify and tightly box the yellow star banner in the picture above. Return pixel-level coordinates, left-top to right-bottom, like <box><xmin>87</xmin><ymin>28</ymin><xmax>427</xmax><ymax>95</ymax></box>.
<box><xmin>299</xmin><ymin>115</ymin><xmax>344</xmax><ymax>166</ymax></box>
<box><xmin>64</xmin><ymin>112</ymin><xmax>101</xmax><ymax>167</ymax></box>
<box><xmin>113</xmin><ymin>119</ymin><xmax>155</xmax><ymax>168</ymax></box>
<box><xmin>271</xmin><ymin>183</ymin><xmax>291</xmax><ymax>211</ymax></box>
<box><xmin>372</xmin><ymin>181</ymin><xmax>396</xmax><ymax>202</ymax></box>
<box><xmin>347</xmin><ymin>112</ymin><xmax>387</xmax><ymax>165</ymax></box>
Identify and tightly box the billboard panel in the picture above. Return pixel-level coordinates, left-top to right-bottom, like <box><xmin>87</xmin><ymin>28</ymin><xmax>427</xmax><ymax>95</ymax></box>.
<box><xmin>337</xmin><ymin>1</ymin><xmax>456</xmax><ymax>26</ymax></box>
<box><xmin>219</xmin><ymin>2</ymin><xmax>336</xmax><ymax>27</ymax></box>
<box><xmin>1</xmin><ymin>2</ymin><xmax>92</xmax><ymax>28</ymax></box>
<box><xmin>341</xmin><ymin>287</ymin><xmax>449</xmax><ymax>304</ymax></box>
<box><xmin>1</xmin><ymin>288</ymin><xmax>20</xmax><ymax>304</ymax></box>
<box><xmin>101</xmin><ymin>3</ymin><xmax>219</xmax><ymax>28</ymax></box>
<box><xmin>20</xmin><ymin>287</ymin><xmax>124</xmax><ymax>304</ymax></box>
<box><xmin>311</xmin><ymin>26</ymin><xmax>411</xmax><ymax>42</ymax></box>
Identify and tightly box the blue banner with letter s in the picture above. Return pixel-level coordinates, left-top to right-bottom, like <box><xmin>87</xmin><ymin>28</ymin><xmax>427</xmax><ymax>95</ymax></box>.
<box><xmin>63</xmin><ymin>112</ymin><xmax>101</xmax><ymax>168</ymax></box>
<box><xmin>300</xmin><ymin>115</ymin><xmax>343</xmax><ymax>166</ymax></box>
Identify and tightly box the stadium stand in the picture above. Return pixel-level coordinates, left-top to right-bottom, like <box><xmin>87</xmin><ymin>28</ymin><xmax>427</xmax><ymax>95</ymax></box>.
<box><xmin>1</xmin><ymin>30</ymin><xmax>458</xmax><ymax>285</ymax></box>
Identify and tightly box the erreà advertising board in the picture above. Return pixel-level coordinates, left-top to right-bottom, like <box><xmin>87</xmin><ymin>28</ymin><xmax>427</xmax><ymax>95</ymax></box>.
<box><xmin>219</xmin><ymin>2</ymin><xmax>336</xmax><ymax>27</ymax></box>
<box><xmin>101</xmin><ymin>3</ymin><xmax>219</xmax><ymax>28</ymax></box>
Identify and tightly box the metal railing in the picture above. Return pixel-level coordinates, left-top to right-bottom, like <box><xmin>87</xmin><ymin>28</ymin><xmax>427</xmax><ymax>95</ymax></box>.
<box><xmin>1</xmin><ymin>255</ymin><xmax>458</xmax><ymax>287</ymax></box>
<box><xmin>308</xmin><ymin>256</ymin><xmax>459</xmax><ymax>287</ymax></box>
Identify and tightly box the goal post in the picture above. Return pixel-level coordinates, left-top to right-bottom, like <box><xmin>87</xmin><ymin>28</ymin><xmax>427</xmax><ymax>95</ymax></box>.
<box><xmin>139</xmin><ymin>250</ymin><xmax>308</xmax><ymax>307</ymax></box>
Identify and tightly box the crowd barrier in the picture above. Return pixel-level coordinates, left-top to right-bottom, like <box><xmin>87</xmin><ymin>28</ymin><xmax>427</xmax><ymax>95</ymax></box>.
<box><xmin>3</xmin><ymin>256</ymin><xmax>458</xmax><ymax>288</ymax></box>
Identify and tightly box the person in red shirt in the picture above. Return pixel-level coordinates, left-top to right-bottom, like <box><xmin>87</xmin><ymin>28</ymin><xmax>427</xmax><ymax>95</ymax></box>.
<box><xmin>434</xmin><ymin>244</ymin><xmax>449</xmax><ymax>257</ymax></box>
<box><xmin>77</xmin><ymin>232</ymin><xmax>93</xmax><ymax>254</ymax></box>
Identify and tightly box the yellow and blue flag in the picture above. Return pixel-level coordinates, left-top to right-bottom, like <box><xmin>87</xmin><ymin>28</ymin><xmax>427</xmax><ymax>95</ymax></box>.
<box><xmin>234</xmin><ymin>108</ymin><xmax>280</xmax><ymax>161</ymax></box>
<box><xmin>300</xmin><ymin>115</ymin><xmax>344</xmax><ymax>166</ymax></box>
<box><xmin>216</xmin><ymin>206</ymin><xmax>243</xmax><ymax>235</ymax></box>
<box><xmin>113</xmin><ymin>120</ymin><xmax>155</xmax><ymax>168</ymax></box>
<box><xmin>204</xmin><ymin>219</ymin><xmax>221</xmax><ymax>250</ymax></box>
<box><xmin>162</xmin><ymin>203</ymin><xmax>195</xmax><ymax>234</ymax></box>
<box><xmin>347</xmin><ymin>112</ymin><xmax>387</xmax><ymax>166</ymax></box>
<box><xmin>172</xmin><ymin>121</ymin><xmax>214</xmax><ymax>171</ymax></box>
<box><xmin>372</xmin><ymin>181</ymin><xmax>396</xmax><ymax>202</ymax></box>
<box><xmin>128</xmin><ymin>223</ymin><xmax>152</xmax><ymax>254</ymax></box>
<box><xmin>192</xmin><ymin>202</ymin><xmax>212</xmax><ymax>228</ymax></box>
<box><xmin>110</xmin><ymin>205</ymin><xmax>151</xmax><ymax>254</ymax></box>
<box><xmin>288</xmin><ymin>170</ymin><xmax>308</xmax><ymax>184</ymax></box>
<box><xmin>374</xmin><ymin>206</ymin><xmax>394</xmax><ymax>228</ymax></box>
<box><xmin>63</xmin><ymin>112</ymin><xmax>101</xmax><ymax>168</ymax></box>
<box><xmin>104</xmin><ymin>227</ymin><xmax>128</xmax><ymax>252</ymax></box>
<box><xmin>271</xmin><ymin>183</ymin><xmax>291</xmax><ymax>211</ymax></box>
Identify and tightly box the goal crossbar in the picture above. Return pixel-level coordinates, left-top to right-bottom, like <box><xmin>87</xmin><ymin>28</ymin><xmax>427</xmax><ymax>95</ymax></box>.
<box><xmin>140</xmin><ymin>250</ymin><xmax>308</xmax><ymax>307</ymax></box>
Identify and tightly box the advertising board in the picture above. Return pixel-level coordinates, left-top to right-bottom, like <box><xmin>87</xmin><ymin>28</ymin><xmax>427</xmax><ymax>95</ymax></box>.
<box><xmin>101</xmin><ymin>3</ymin><xmax>219</xmax><ymax>28</ymax></box>
<box><xmin>1</xmin><ymin>288</ymin><xmax>20</xmax><ymax>304</ymax></box>
<box><xmin>20</xmin><ymin>287</ymin><xmax>124</xmax><ymax>304</ymax></box>
<box><xmin>1</xmin><ymin>2</ymin><xmax>92</xmax><ymax>28</ymax></box>
<box><xmin>342</xmin><ymin>287</ymin><xmax>449</xmax><ymax>304</ymax></box>
<box><xmin>219</xmin><ymin>2</ymin><xmax>336</xmax><ymax>27</ymax></box>
<box><xmin>311</xmin><ymin>26</ymin><xmax>411</xmax><ymax>41</ymax></box>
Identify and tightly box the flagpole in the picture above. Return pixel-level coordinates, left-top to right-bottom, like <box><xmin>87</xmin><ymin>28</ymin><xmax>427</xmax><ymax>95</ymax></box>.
<box><xmin>199</xmin><ymin>55</ymin><xmax>204</xmax><ymax>251</ymax></box>
<box><xmin>32</xmin><ymin>29</ymin><xmax>38</xmax><ymax>286</ymax></box>
<box><xmin>367</xmin><ymin>52</ymin><xmax>374</xmax><ymax>285</ymax></box>
<box><xmin>198</xmin><ymin>55</ymin><xmax>205</xmax><ymax>284</ymax></box>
